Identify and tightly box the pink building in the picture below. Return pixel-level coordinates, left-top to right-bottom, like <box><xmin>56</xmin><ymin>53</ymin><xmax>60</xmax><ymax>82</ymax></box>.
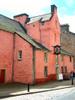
<box><xmin>0</xmin><ymin>14</ymin><xmax>50</xmax><ymax>84</ymax></box>
<box><xmin>0</xmin><ymin>5</ymin><xmax>74</xmax><ymax>84</ymax></box>
<box><xmin>14</xmin><ymin>5</ymin><xmax>74</xmax><ymax>81</ymax></box>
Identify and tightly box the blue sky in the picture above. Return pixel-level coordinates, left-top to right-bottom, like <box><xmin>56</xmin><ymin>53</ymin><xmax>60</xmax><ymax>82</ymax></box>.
<box><xmin>51</xmin><ymin>0</ymin><xmax>75</xmax><ymax>32</ymax></box>
<box><xmin>0</xmin><ymin>0</ymin><xmax>75</xmax><ymax>32</ymax></box>
<box><xmin>52</xmin><ymin>0</ymin><xmax>75</xmax><ymax>16</ymax></box>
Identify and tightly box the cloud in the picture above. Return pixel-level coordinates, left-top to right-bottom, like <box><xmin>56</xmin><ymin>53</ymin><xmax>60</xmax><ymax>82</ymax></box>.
<box><xmin>59</xmin><ymin>15</ymin><xmax>75</xmax><ymax>32</ymax></box>
<box><xmin>0</xmin><ymin>0</ymin><xmax>51</xmax><ymax>17</ymax></box>
<box><xmin>0</xmin><ymin>0</ymin><xmax>75</xmax><ymax>33</ymax></box>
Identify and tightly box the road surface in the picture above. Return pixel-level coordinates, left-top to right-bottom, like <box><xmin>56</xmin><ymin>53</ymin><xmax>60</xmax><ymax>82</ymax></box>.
<box><xmin>0</xmin><ymin>87</ymin><xmax>75</xmax><ymax>100</ymax></box>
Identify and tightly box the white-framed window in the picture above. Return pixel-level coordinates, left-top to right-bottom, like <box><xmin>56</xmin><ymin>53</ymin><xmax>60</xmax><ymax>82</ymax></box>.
<box><xmin>18</xmin><ymin>50</ymin><xmax>22</xmax><ymax>60</ymax></box>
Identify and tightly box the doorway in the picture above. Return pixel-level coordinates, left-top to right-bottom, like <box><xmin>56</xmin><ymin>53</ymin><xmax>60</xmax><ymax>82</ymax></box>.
<box><xmin>0</xmin><ymin>69</ymin><xmax>5</xmax><ymax>83</ymax></box>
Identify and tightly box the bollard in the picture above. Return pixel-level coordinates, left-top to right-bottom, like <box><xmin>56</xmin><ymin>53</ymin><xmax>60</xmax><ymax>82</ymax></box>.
<box><xmin>72</xmin><ymin>78</ymin><xmax>74</xmax><ymax>85</ymax></box>
<box><xmin>27</xmin><ymin>84</ymin><xmax>30</xmax><ymax>92</ymax></box>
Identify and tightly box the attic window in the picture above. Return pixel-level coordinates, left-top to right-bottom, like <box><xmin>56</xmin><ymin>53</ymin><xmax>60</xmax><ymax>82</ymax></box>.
<box><xmin>33</xmin><ymin>24</ymin><xmax>35</xmax><ymax>27</ymax></box>
<box><xmin>41</xmin><ymin>21</ymin><xmax>45</xmax><ymax>25</ymax></box>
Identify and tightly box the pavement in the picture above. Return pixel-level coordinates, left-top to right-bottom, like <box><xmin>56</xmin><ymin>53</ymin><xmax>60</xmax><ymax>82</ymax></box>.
<box><xmin>0</xmin><ymin>79</ymin><xmax>75</xmax><ymax>99</ymax></box>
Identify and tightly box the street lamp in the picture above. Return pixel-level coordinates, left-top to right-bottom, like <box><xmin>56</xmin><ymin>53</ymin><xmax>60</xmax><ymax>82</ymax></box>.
<box><xmin>54</xmin><ymin>45</ymin><xmax>61</xmax><ymax>55</ymax></box>
<box><xmin>53</xmin><ymin>45</ymin><xmax>62</xmax><ymax>80</ymax></box>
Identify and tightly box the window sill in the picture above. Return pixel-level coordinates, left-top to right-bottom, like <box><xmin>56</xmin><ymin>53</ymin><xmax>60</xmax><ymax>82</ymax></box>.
<box><xmin>18</xmin><ymin>58</ymin><xmax>22</xmax><ymax>61</ymax></box>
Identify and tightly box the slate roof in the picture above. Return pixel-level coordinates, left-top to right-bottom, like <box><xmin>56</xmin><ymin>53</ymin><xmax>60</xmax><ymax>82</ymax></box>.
<box><xmin>0</xmin><ymin>14</ymin><xmax>26</xmax><ymax>34</ymax></box>
<box><xmin>61</xmin><ymin>49</ymin><xmax>74</xmax><ymax>56</ymax></box>
<box><xmin>28</xmin><ymin>13</ymin><xmax>51</xmax><ymax>24</ymax></box>
<box><xmin>0</xmin><ymin>14</ymin><xmax>50</xmax><ymax>51</ymax></box>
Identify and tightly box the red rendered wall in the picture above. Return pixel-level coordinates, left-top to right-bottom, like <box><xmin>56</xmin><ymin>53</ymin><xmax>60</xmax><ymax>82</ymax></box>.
<box><xmin>14</xmin><ymin>34</ymin><xmax>34</xmax><ymax>84</ymax></box>
<box><xmin>25</xmin><ymin>8</ymin><xmax>60</xmax><ymax>81</ymax></box>
<box><xmin>0</xmin><ymin>30</ymin><xmax>13</xmax><ymax>83</ymax></box>
<box><xmin>25</xmin><ymin>21</ymin><xmax>41</xmax><ymax>42</ymax></box>
<box><xmin>35</xmin><ymin>51</ymin><xmax>56</xmax><ymax>83</ymax></box>
<box><xmin>59</xmin><ymin>55</ymin><xmax>73</xmax><ymax>73</ymax></box>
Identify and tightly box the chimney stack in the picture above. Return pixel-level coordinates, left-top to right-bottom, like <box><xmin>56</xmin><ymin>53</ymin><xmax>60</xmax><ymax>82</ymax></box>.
<box><xmin>61</xmin><ymin>24</ymin><xmax>69</xmax><ymax>32</ymax></box>
<box><xmin>14</xmin><ymin>13</ymin><xmax>29</xmax><ymax>26</ymax></box>
<box><xmin>51</xmin><ymin>5</ymin><xmax>57</xmax><ymax>14</ymax></box>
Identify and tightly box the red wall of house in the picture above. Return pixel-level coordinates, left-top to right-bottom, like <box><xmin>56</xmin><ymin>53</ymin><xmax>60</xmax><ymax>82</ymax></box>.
<box><xmin>14</xmin><ymin>34</ymin><xmax>34</xmax><ymax>84</ymax></box>
<box><xmin>35</xmin><ymin>51</ymin><xmax>56</xmax><ymax>83</ymax></box>
<box><xmin>24</xmin><ymin>7</ymin><xmax>60</xmax><ymax>81</ymax></box>
<box><xmin>26</xmin><ymin>21</ymin><xmax>41</xmax><ymax>42</ymax></box>
<box><xmin>0</xmin><ymin>30</ymin><xmax>13</xmax><ymax>83</ymax></box>
<box><xmin>25</xmin><ymin>7</ymin><xmax>60</xmax><ymax>48</ymax></box>
<box><xmin>59</xmin><ymin>55</ymin><xmax>73</xmax><ymax>73</ymax></box>
<box><xmin>35</xmin><ymin>51</ymin><xmax>48</xmax><ymax>83</ymax></box>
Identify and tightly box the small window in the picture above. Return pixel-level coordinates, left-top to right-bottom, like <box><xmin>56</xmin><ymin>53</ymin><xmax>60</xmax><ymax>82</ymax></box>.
<box><xmin>54</xmin><ymin>33</ymin><xmax>56</xmax><ymax>42</ymax></box>
<box><xmin>33</xmin><ymin>24</ymin><xmax>35</xmax><ymax>27</ymax></box>
<box><xmin>44</xmin><ymin>53</ymin><xmax>48</xmax><ymax>63</ymax></box>
<box><xmin>44</xmin><ymin>66</ymin><xmax>48</xmax><ymax>77</ymax></box>
<box><xmin>61</xmin><ymin>55</ymin><xmax>64</xmax><ymax>62</ymax></box>
<box><xmin>61</xmin><ymin>66</ymin><xmax>64</xmax><ymax>73</ymax></box>
<box><xmin>61</xmin><ymin>66</ymin><xmax>67</xmax><ymax>73</ymax></box>
<box><xmin>70</xmin><ymin>56</ymin><xmax>72</xmax><ymax>62</ymax></box>
<box><xmin>18</xmin><ymin>50</ymin><xmax>22</xmax><ymax>60</ymax></box>
<box><xmin>64</xmin><ymin>66</ymin><xmax>67</xmax><ymax>73</ymax></box>
<box><xmin>41</xmin><ymin>21</ymin><xmax>44</xmax><ymax>25</ymax></box>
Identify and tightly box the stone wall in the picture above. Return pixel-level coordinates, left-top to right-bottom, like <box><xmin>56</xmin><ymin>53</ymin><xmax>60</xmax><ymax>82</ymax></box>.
<box><xmin>61</xmin><ymin>24</ymin><xmax>75</xmax><ymax>56</ymax></box>
<box><xmin>61</xmin><ymin>24</ymin><xmax>75</xmax><ymax>66</ymax></box>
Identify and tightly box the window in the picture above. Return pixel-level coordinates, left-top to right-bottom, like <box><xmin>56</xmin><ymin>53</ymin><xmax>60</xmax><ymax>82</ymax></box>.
<box><xmin>44</xmin><ymin>53</ymin><xmax>48</xmax><ymax>63</ymax></box>
<box><xmin>41</xmin><ymin>21</ymin><xmax>45</xmax><ymax>25</ymax></box>
<box><xmin>70</xmin><ymin>56</ymin><xmax>72</xmax><ymax>62</ymax></box>
<box><xmin>61</xmin><ymin>55</ymin><xmax>64</xmax><ymax>62</ymax></box>
<box><xmin>61</xmin><ymin>66</ymin><xmax>67</xmax><ymax>73</ymax></box>
<box><xmin>54</xmin><ymin>33</ymin><xmax>56</xmax><ymax>42</ymax></box>
<box><xmin>64</xmin><ymin>66</ymin><xmax>67</xmax><ymax>73</ymax></box>
<box><xmin>44</xmin><ymin>66</ymin><xmax>48</xmax><ymax>77</ymax></box>
<box><xmin>33</xmin><ymin>24</ymin><xmax>35</xmax><ymax>27</ymax></box>
<box><xmin>61</xmin><ymin>66</ymin><xmax>64</xmax><ymax>73</ymax></box>
<box><xmin>18</xmin><ymin>50</ymin><xmax>22</xmax><ymax>60</ymax></box>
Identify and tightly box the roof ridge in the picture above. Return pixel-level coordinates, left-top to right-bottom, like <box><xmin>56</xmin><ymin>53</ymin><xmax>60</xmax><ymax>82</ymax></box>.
<box><xmin>0</xmin><ymin>14</ymin><xmax>17</xmax><ymax>23</ymax></box>
<box><xmin>61</xmin><ymin>48</ymin><xmax>74</xmax><ymax>56</ymax></box>
<box><xmin>32</xmin><ymin>39</ymin><xmax>50</xmax><ymax>51</ymax></box>
<box><xmin>0</xmin><ymin>14</ymin><xmax>27</xmax><ymax>34</ymax></box>
<box><xmin>30</xmin><ymin>12</ymin><xmax>51</xmax><ymax>19</ymax></box>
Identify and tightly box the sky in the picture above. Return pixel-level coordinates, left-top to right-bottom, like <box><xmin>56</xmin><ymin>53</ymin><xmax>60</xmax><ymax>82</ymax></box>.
<box><xmin>0</xmin><ymin>0</ymin><xmax>75</xmax><ymax>32</ymax></box>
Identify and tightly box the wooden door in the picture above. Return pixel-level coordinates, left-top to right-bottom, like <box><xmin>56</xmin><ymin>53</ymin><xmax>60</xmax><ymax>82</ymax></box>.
<box><xmin>0</xmin><ymin>69</ymin><xmax>5</xmax><ymax>83</ymax></box>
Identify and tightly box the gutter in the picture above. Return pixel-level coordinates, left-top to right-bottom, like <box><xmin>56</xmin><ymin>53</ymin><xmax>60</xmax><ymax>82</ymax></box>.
<box><xmin>12</xmin><ymin>33</ymin><xmax>16</xmax><ymax>82</ymax></box>
<box><xmin>32</xmin><ymin>47</ymin><xmax>36</xmax><ymax>84</ymax></box>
